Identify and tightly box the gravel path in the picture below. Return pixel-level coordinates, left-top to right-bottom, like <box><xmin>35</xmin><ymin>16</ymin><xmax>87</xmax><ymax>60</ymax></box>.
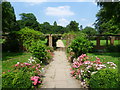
<box><xmin>42</xmin><ymin>40</ymin><xmax>81</xmax><ymax>88</ymax></box>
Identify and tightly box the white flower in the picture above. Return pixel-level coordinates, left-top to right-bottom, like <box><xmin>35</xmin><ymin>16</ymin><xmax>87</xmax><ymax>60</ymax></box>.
<box><xmin>41</xmin><ymin>61</ymin><xmax>42</xmax><ymax>63</ymax></box>
<box><xmin>31</xmin><ymin>59</ymin><xmax>35</xmax><ymax>62</ymax></box>
<box><xmin>17</xmin><ymin>62</ymin><xmax>20</xmax><ymax>64</ymax></box>
<box><xmin>97</xmin><ymin>67</ymin><xmax>101</xmax><ymax>70</ymax></box>
<box><xmin>88</xmin><ymin>71</ymin><xmax>91</xmax><ymax>73</ymax></box>
<box><xmin>79</xmin><ymin>74</ymin><xmax>81</xmax><ymax>78</ymax></box>
<box><xmin>107</xmin><ymin>62</ymin><xmax>114</xmax><ymax>64</ymax></box>
<box><xmin>81</xmin><ymin>70</ymin><xmax>84</xmax><ymax>73</ymax></box>
<box><xmin>91</xmin><ymin>71</ymin><xmax>98</xmax><ymax>75</ymax></box>
<box><xmin>111</xmin><ymin>63</ymin><xmax>117</xmax><ymax>67</ymax></box>
<box><xmin>86</xmin><ymin>66</ymin><xmax>92</xmax><ymax>69</ymax></box>
<box><xmin>113</xmin><ymin>67</ymin><xmax>116</xmax><ymax>69</ymax></box>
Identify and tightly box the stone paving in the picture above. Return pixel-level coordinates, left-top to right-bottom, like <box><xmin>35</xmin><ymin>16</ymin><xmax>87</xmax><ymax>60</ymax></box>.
<box><xmin>42</xmin><ymin>40</ymin><xmax>81</xmax><ymax>88</ymax></box>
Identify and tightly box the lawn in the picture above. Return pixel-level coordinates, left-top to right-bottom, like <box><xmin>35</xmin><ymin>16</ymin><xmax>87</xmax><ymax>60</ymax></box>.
<box><xmin>62</xmin><ymin>40</ymin><xmax>67</xmax><ymax>46</ymax></box>
<box><xmin>2</xmin><ymin>52</ymin><xmax>32</xmax><ymax>72</ymax></box>
<box><xmin>91</xmin><ymin>40</ymin><xmax>120</xmax><ymax>46</ymax></box>
<box><xmin>87</xmin><ymin>52</ymin><xmax>120</xmax><ymax>66</ymax></box>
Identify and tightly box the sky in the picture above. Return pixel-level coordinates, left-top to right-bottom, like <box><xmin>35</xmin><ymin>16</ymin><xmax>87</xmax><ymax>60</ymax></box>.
<box><xmin>7</xmin><ymin>0</ymin><xmax>100</xmax><ymax>28</ymax></box>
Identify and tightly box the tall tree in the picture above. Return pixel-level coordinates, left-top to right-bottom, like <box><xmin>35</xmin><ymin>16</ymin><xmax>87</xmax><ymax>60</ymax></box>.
<box><xmin>66</xmin><ymin>21</ymin><xmax>79</xmax><ymax>32</ymax></box>
<box><xmin>95</xmin><ymin>1</ymin><xmax>120</xmax><ymax>34</ymax></box>
<box><xmin>82</xmin><ymin>26</ymin><xmax>97</xmax><ymax>36</ymax></box>
<box><xmin>53</xmin><ymin>21</ymin><xmax>57</xmax><ymax>26</ymax></box>
<box><xmin>80</xmin><ymin>25</ymin><xmax>83</xmax><ymax>30</ymax></box>
<box><xmin>2</xmin><ymin>2</ymin><xmax>19</xmax><ymax>33</ymax></box>
<box><xmin>17</xmin><ymin>13</ymin><xmax>41</xmax><ymax>31</ymax></box>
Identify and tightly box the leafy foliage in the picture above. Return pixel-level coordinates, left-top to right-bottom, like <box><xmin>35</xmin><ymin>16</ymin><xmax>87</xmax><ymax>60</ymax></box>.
<box><xmin>106</xmin><ymin>45</ymin><xmax>120</xmax><ymax>52</ymax></box>
<box><xmin>2</xmin><ymin>70</ymin><xmax>32</xmax><ymax>88</ymax></box>
<box><xmin>68</xmin><ymin>35</ymin><xmax>93</xmax><ymax>58</ymax></box>
<box><xmin>89</xmin><ymin>68</ymin><xmax>119</xmax><ymax>88</ymax></box>
<box><xmin>82</xmin><ymin>26</ymin><xmax>97</xmax><ymax>36</ymax></box>
<box><xmin>95</xmin><ymin>2</ymin><xmax>120</xmax><ymax>34</ymax></box>
<box><xmin>66</xmin><ymin>21</ymin><xmax>80</xmax><ymax>32</ymax></box>
<box><xmin>2</xmin><ymin>31</ymin><xmax>20</xmax><ymax>52</ymax></box>
<box><xmin>17</xmin><ymin>27</ymin><xmax>43</xmax><ymax>51</ymax></box>
<box><xmin>2</xmin><ymin>2</ymin><xmax>19</xmax><ymax>33</ymax></box>
<box><xmin>29</xmin><ymin>40</ymin><xmax>48</xmax><ymax>63</ymax></box>
<box><xmin>17</xmin><ymin>13</ymin><xmax>41</xmax><ymax>31</ymax></box>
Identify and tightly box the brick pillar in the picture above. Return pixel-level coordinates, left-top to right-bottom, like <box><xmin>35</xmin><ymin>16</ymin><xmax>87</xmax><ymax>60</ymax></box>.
<box><xmin>49</xmin><ymin>34</ymin><xmax>53</xmax><ymax>47</ymax></box>
<box><xmin>110</xmin><ymin>36</ymin><xmax>115</xmax><ymax>45</ymax></box>
<box><xmin>96</xmin><ymin>36</ymin><xmax>100</xmax><ymax>47</ymax></box>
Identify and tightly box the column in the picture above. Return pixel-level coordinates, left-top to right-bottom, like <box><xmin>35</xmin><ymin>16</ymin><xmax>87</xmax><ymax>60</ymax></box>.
<box><xmin>49</xmin><ymin>34</ymin><xmax>53</xmax><ymax>47</ymax></box>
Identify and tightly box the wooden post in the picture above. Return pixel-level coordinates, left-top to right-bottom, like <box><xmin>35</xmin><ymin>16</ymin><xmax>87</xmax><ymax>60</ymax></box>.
<box><xmin>96</xmin><ymin>36</ymin><xmax>100</xmax><ymax>47</ymax></box>
<box><xmin>106</xmin><ymin>36</ymin><xmax>108</xmax><ymax>46</ymax></box>
<box><xmin>110</xmin><ymin>36</ymin><xmax>115</xmax><ymax>45</ymax></box>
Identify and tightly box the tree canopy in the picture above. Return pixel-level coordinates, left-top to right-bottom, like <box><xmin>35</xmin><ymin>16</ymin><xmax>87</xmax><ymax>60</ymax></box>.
<box><xmin>2</xmin><ymin>2</ymin><xmax>19</xmax><ymax>33</ymax></box>
<box><xmin>82</xmin><ymin>26</ymin><xmax>97</xmax><ymax>36</ymax></box>
<box><xmin>17</xmin><ymin>13</ymin><xmax>41</xmax><ymax>31</ymax></box>
<box><xmin>95</xmin><ymin>1</ymin><xmax>120</xmax><ymax>35</ymax></box>
<box><xmin>66</xmin><ymin>21</ymin><xmax>80</xmax><ymax>32</ymax></box>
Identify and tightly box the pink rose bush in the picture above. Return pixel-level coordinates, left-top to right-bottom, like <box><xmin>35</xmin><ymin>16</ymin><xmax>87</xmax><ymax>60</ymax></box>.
<box><xmin>70</xmin><ymin>54</ymin><xmax>117</xmax><ymax>84</ymax></box>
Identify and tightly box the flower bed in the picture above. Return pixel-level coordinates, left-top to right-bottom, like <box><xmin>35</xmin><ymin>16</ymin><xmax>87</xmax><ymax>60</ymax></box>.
<box><xmin>2</xmin><ymin>56</ymin><xmax>45</xmax><ymax>89</ymax></box>
<box><xmin>70</xmin><ymin>54</ymin><xmax>118</xmax><ymax>88</ymax></box>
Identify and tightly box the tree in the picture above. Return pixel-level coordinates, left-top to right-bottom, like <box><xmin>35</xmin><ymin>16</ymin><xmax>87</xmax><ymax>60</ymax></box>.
<box><xmin>95</xmin><ymin>1</ymin><xmax>120</xmax><ymax>34</ymax></box>
<box><xmin>82</xmin><ymin>26</ymin><xmax>97</xmax><ymax>36</ymax></box>
<box><xmin>80</xmin><ymin>25</ymin><xmax>83</xmax><ymax>30</ymax></box>
<box><xmin>17</xmin><ymin>13</ymin><xmax>41</xmax><ymax>31</ymax></box>
<box><xmin>2</xmin><ymin>2</ymin><xmax>19</xmax><ymax>33</ymax></box>
<box><xmin>66</xmin><ymin>21</ymin><xmax>80</xmax><ymax>32</ymax></box>
<box><xmin>53</xmin><ymin>21</ymin><xmax>57</xmax><ymax>26</ymax></box>
<box><xmin>40</xmin><ymin>22</ymin><xmax>52</xmax><ymax>34</ymax></box>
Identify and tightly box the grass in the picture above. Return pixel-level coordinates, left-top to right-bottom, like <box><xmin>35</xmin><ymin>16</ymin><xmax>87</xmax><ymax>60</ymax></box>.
<box><xmin>0</xmin><ymin>39</ymin><xmax>5</xmax><ymax>44</ymax></box>
<box><xmin>62</xmin><ymin>40</ymin><xmax>66</xmax><ymax>46</ymax></box>
<box><xmin>2</xmin><ymin>52</ymin><xmax>32</xmax><ymax>72</ymax></box>
<box><xmin>87</xmin><ymin>52</ymin><xmax>120</xmax><ymax>66</ymax></box>
<box><xmin>91</xmin><ymin>40</ymin><xmax>120</xmax><ymax>46</ymax></box>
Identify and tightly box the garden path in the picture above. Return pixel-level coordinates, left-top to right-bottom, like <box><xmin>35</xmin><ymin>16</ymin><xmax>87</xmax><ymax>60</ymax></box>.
<box><xmin>42</xmin><ymin>40</ymin><xmax>81</xmax><ymax>88</ymax></box>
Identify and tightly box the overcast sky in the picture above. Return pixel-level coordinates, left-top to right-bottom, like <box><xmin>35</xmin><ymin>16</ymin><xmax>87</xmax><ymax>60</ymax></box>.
<box><xmin>8</xmin><ymin>0</ymin><xmax>100</xmax><ymax>28</ymax></box>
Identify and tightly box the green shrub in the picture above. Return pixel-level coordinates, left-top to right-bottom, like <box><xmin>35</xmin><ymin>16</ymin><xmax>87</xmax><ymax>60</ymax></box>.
<box><xmin>2</xmin><ymin>70</ymin><xmax>32</xmax><ymax>88</ymax></box>
<box><xmin>89</xmin><ymin>68</ymin><xmax>120</xmax><ymax>88</ymax></box>
<box><xmin>106</xmin><ymin>45</ymin><xmax>120</xmax><ymax>52</ymax></box>
<box><xmin>2</xmin><ymin>32</ymin><xmax>20</xmax><ymax>52</ymax></box>
<box><xmin>29</xmin><ymin>40</ymin><xmax>48</xmax><ymax>63</ymax></box>
<box><xmin>68</xmin><ymin>36</ymin><xmax>93</xmax><ymax>58</ymax></box>
<box><xmin>17</xmin><ymin>27</ymin><xmax>44</xmax><ymax>51</ymax></box>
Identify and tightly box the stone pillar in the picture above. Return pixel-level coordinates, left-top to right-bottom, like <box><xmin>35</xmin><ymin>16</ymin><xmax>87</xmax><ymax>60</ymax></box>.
<box><xmin>110</xmin><ymin>36</ymin><xmax>115</xmax><ymax>45</ymax></box>
<box><xmin>49</xmin><ymin>34</ymin><xmax>53</xmax><ymax>47</ymax></box>
<box><xmin>96</xmin><ymin>36</ymin><xmax>100</xmax><ymax>47</ymax></box>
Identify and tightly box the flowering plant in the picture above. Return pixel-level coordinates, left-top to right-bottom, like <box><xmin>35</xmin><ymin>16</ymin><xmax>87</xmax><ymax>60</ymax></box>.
<box><xmin>70</xmin><ymin>54</ymin><xmax>117</xmax><ymax>87</ymax></box>
<box><xmin>13</xmin><ymin>61</ymin><xmax>44</xmax><ymax>87</ymax></box>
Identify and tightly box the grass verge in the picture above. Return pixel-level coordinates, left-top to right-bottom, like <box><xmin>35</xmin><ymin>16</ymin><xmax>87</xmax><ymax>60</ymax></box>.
<box><xmin>2</xmin><ymin>52</ymin><xmax>32</xmax><ymax>72</ymax></box>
